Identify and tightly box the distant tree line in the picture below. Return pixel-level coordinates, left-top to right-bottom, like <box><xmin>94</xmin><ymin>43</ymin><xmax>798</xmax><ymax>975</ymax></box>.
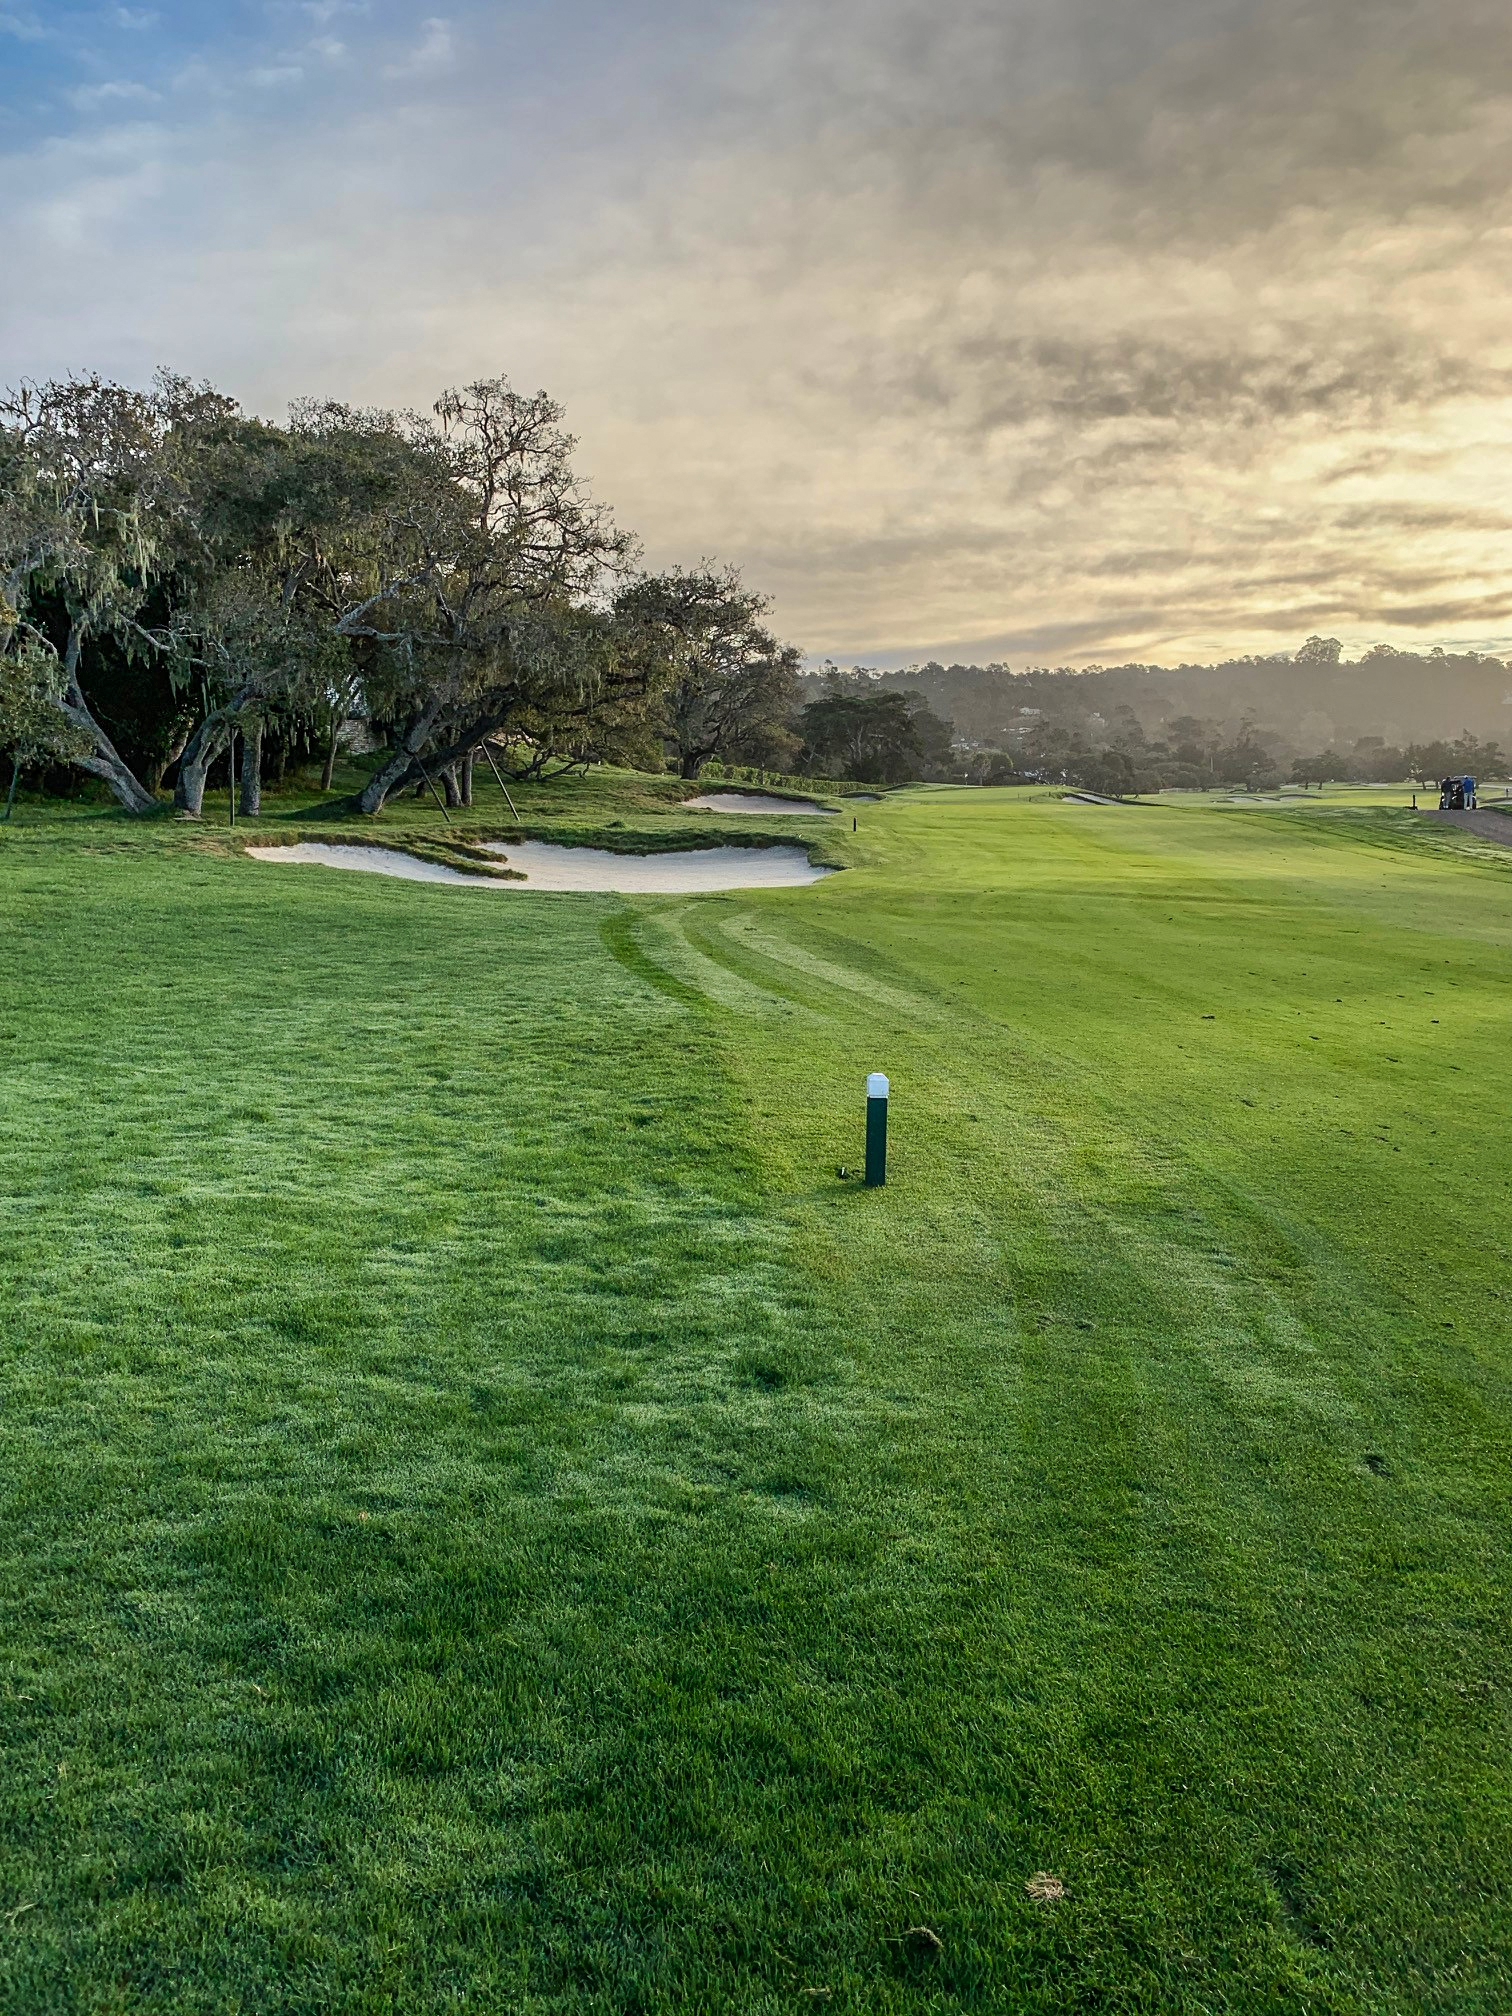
<box><xmin>807</xmin><ymin>635</ymin><xmax>1511</xmax><ymax>793</ymax></box>
<box><xmin>948</xmin><ymin>710</ymin><xmax>1505</xmax><ymax>798</ymax></box>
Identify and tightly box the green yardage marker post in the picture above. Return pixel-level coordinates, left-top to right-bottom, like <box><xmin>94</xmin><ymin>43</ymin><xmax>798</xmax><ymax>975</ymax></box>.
<box><xmin>865</xmin><ymin>1072</ymin><xmax>889</xmax><ymax>1187</ymax></box>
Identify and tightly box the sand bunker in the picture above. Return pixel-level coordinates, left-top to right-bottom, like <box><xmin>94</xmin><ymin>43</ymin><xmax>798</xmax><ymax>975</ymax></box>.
<box><xmin>247</xmin><ymin>843</ymin><xmax>487</xmax><ymax>883</ymax></box>
<box><xmin>683</xmin><ymin>791</ymin><xmax>833</xmax><ymax>816</ymax></box>
<box><xmin>479</xmin><ymin>841</ymin><xmax>833</xmax><ymax>890</ymax></box>
<box><xmin>247</xmin><ymin>840</ymin><xmax>833</xmax><ymax>892</ymax></box>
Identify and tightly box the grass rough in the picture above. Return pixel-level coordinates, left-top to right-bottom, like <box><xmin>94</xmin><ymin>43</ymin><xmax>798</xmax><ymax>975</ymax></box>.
<box><xmin>1</xmin><ymin>776</ymin><xmax>1509</xmax><ymax>2012</ymax></box>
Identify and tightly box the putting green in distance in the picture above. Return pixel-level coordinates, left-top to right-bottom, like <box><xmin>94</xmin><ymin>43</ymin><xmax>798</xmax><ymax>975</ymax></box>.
<box><xmin>1</xmin><ymin>783</ymin><xmax>1508</xmax><ymax>2013</ymax></box>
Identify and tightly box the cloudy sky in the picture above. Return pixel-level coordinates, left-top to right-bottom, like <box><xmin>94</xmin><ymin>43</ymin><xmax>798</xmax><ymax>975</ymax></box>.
<box><xmin>3</xmin><ymin>0</ymin><xmax>1510</xmax><ymax>666</ymax></box>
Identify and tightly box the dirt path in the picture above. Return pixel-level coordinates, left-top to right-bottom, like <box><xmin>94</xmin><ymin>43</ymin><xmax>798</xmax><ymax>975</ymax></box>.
<box><xmin>1423</xmin><ymin>808</ymin><xmax>1512</xmax><ymax>847</ymax></box>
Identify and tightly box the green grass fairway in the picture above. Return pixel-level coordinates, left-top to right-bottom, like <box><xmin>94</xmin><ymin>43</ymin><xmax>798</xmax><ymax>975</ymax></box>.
<box><xmin>2</xmin><ymin>786</ymin><xmax>1510</xmax><ymax>2012</ymax></box>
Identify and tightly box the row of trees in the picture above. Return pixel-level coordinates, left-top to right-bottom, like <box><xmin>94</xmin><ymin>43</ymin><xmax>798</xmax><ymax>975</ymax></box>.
<box><xmin>0</xmin><ymin>370</ymin><xmax>818</xmax><ymax>816</ymax></box>
<box><xmin>959</xmin><ymin>722</ymin><xmax>1506</xmax><ymax>798</ymax></box>
<box><xmin>806</xmin><ymin>662</ymin><xmax>1509</xmax><ymax>796</ymax></box>
<box><xmin>843</xmin><ymin>641</ymin><xmax>1512</xmax><ymax>759</ymax></box>
<box><xmin>1288</xmin><ymin>734</ymin><xmax>1505</xmax><ymax>791</ymax></box>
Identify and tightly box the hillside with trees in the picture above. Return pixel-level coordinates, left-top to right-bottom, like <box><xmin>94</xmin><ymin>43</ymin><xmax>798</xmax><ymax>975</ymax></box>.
<box><xmin>799</xmin><ymin>640</ymin><xmax>1510</xmax><ymax>792</ymax></box>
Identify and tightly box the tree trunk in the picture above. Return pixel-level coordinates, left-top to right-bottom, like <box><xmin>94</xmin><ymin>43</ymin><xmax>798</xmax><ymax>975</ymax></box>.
<box><xmin>147</xmin><ymin>722</ymin><xmax>192</xmax><ymax>794</ymax></box>
<box><xmin>357</xmin><ymin>698</ymin><xmax>444</xmax><ymax>815</ymax></box>
<box><xmin>320</xmin><ymin>714</ymin><xmax>340</xmax><ymax>792</ymax></box>
<box><xmin>239</xmin><ymin>725</ymin><xmax>263</xmax><ymax>817</ymax></box>
<box><xmin>70</xmin><ymin>734</ymin><xmax>159</xmax><ymax>815</ymax></box>
<box><xmin>55</xmin><ymin>625</ymin><xmax>158</xmax><ymax>816</ymax></box>
<box><xmin>460</xmin><ymin>747</ymin><xmax>475</xmax><ymax>807</ymax></box>
<box><xmin>356</xmin><ymin>689</ymin><xmax>544</xmax><ymax>814</ymax></box>
<box><xmin>4</xmin><ymin>756</ymin><xmax>19</xmax><ymax>822</ymax></box>
<box><xmin>175</xmin><ymin>724</ymin><xmax>224</xmax><ymax>818</ymax></box>
<box><xmin>173</xmin><ymin>687</ymin><xmax>253</xmax><ymax>817</ymax></box>
<box><xmin>441</xmin><ymin>763</ymin><xmax>461</xmax><ymax>808</ymax></box>
<box><xmin>679</xmin><ymin>752</ymin><xmax>705</xmax><ymax>779</ymax></box>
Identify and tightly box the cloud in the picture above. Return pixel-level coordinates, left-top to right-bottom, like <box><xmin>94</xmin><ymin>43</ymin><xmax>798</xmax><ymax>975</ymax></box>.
<box><xmin>8</xmin><ymin>120</ymin><xmax>171</xmax><ymax>256</ymax></box>
<box><xmin>383</xmin><ymin>16</ymin><xmax>452</xmax><ymax>79</ymax></box>
<box><xmin>4</xmin><ymin>0</ymin><xmax>1511</xmax><ymax>665</ymax></box>
<box><xmin>0</xmin><ymin>7</ymin><xmax>45</xmax><ymax>37</ymax></box>
<box><xmin>67</xmin><ymin>78</ymin><xmax>159</xmax><ymax>111</ymax></box>
<box><xmin>112</xmin><ymin>6</ymin><xmax>159</xmax><ymax>26</ymax></box>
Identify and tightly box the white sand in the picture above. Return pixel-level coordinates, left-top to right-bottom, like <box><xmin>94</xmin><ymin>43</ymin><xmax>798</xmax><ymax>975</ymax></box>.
<box><xmin>247</xmin><ymin>840</ymin><xmax>833</xmax><ymax>892</ymax></box>
<box><xmin>683</xmin><ymin>791</ymin><xmax>834</xmax><ymax>816</ymax></box>
<box><xmin>480</xmin><ymin>840</ymin><xmax>833</xmax><ymax>890</ymax></box>
<box><xmin>246</xmin><ymin>843</ymin><xmax>491</xmax><ymax>883</ymax></box>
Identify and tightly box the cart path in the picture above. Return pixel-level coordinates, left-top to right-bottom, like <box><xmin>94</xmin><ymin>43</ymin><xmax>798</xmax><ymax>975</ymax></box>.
<box><xmin>1423</xmin><ymin>808</ymin><xmax>1512</xmax><ymax>847</ymax></box>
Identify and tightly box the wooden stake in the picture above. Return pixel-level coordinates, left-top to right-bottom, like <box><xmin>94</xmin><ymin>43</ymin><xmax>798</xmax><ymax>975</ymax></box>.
<box><xmin>414</xmin><ymin>753</ymin><xmax>452</xmax><ymax>826</ymax></box>
<box><xmin>478</xmin><ymin>738</ymin><xmax>521</xmax><ymax>820</ymax></box>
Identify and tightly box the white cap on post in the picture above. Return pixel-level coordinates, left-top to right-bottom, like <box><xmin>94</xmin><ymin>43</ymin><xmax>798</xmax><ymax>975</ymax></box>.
<box><xmin>867</xmin><ymin>1073</ymin><xmax>889</xmax><ymax>1099</ymax></box>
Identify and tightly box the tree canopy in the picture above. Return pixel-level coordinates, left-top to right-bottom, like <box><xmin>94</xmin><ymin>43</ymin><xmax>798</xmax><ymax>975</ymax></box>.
<box><xmin>616</xmin><ymin>566</ymin><xmax>802</xmax><ymax>780</ymax></box>
<box><xmin>2</xmin><ymin>370</ymin><xmax>872</xmax><ymax>815</ymax></box>
<box><xmin>798</xmin><ymin>682</ymin><xmax>954</xmax><ymax>785</ymax></box>
<box><xmin>0</xmin><ymin>371</ymin><xmax>672</xmax><ymax>815</ymax></box>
